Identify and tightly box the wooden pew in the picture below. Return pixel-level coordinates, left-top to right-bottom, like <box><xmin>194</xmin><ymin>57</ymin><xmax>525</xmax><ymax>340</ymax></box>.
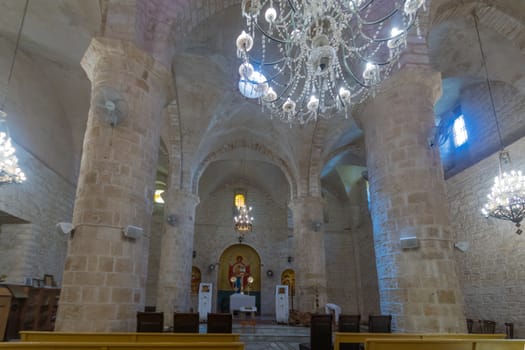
<box><xmin>0</xmin><ymin>341</ymin><xmax>244</xmax><ymax>350</ymax></box>
<box><xmin>365</xmin><ymin>339</ymin><xmax>475</xmax><ymax>350</ymax></box>
<box><xmin>335</xmin><ymin>332</ymin><xmax>420</xmax><ymax>350</ymax></box>
<box><xmin>475</xmin><ymin>339</ymin><xmax>525</xmax><ymax>350</ymax></box>
<box><xmin>20</xmin><ymin>331</ymin><xmax>240</xmax><ymax>343</ymax></box>
<box><xmin>334</xmin><ymin>332</ymin><xmax>506</xmax><ymax>350</ymax></box>
<box><xmin>365</xmin><ymin>338</ymin><xmax>524</xmax><ymax>350</ymax></box>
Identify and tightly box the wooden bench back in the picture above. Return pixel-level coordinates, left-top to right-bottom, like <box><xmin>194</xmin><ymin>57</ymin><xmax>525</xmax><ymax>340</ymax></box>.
<box><xmin>0</xmin><ymin>342</ymin><xmax>244</xmax><ymax>350</ymax></box>
<box><xmin>334</xmin><ymin>332</ymin><xmax>506</xmax><ymax>350</ymax></box>
<box><xmin>20</xmin><ymin>331</ymin><xmax>240</xmax><ymax>343</ymax></box>
<box><xmin>365</xmin><ymin>338</ymin><xmax>525</xmax><ymax>350</ymax></box>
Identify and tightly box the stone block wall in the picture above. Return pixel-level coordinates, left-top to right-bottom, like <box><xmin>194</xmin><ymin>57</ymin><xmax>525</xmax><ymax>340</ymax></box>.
<box><xmin>145</xmin><ymin>204</ymin><xmax>164</xmax><ymax>307</ymax></box>
<box><xmin>0</xmin><ymin>142</ymin><xmax>75</xmax><ymax>285</ymax></box>
<box><xmin>446</xmin><ymin>135</ymin><xmax>525</xmax><ymax>337</ymax></box>
<box><xmin>193</xmin><ymin>183</ymin><xmax>290</xmax><ymax>315</ymax></box>
<box><xmin>441</xmin><ymin>82</ymin><xmax>525</xmax><ymax>177</ymax></box>
<box><xmin>323</xmin><ymin>181</ymin><xmax>379</xmax><ymax>318</ymax></box>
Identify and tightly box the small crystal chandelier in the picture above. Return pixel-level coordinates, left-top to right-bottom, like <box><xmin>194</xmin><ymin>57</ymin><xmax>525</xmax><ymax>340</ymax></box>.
<box><xmin>475</xmin><ymin>13</ymin><xmax>525</xmax><ymax>234</ymax></box>
<box><xmin>0</xmin><ymin>0</ymin><xmax>28</xmax><ymax>184</ymax></box>
<box><xmin>234</xmin><ymin>205</ymin><xmax>254</xmax><ymax>242</ymax></box>
<box><xmin>235</xmin><ymin>0</ymin><xmax>426</xmax><ymax>124</ymax></box>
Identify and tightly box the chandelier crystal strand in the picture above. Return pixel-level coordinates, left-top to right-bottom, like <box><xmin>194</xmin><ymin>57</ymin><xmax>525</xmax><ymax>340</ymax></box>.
<box><xmin>474</xmin><ymin>12</ymin><xmax>525</xmax><ymax>234</ymax></box>
<box><xmin>0</xmin><ymin>0</ymin><xmax>28</xmax><ymax>184</ymax></box>
<box><xmin>235</xmin><ymin>0</ymin><xmax>426</xmax><ymax>124</ymax></box>
<box><xmin>234</xmin><ymin>205</ymin><xmax>254</xmax><ymax>242</ymax></box>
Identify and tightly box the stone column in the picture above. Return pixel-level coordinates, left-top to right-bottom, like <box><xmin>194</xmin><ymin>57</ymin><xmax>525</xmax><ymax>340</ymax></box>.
<box><xmin>55</xmin><ymin>37</ymin><xmax>172</xmax><ymax>332</ymax></box>
<box><xmin>289</xmin><ymin>196</ymin><xmax>327</xmax><ymax>313</ymax></box>
<box><xmin>156</xmin><ymin>190</ymin><xmax>199</xmax><ymax>325</ymax></box>
<box><xmin>361</xmin><ymin>68</ymin><xmax>466</xmax><ymax>332</ymax></box>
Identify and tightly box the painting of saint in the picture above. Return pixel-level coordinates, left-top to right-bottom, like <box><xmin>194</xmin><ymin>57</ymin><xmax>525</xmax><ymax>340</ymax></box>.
<box><xmin>229</xmin><ymin>255</ymin><xmax>251</xmax><ymax>292</ymax></box>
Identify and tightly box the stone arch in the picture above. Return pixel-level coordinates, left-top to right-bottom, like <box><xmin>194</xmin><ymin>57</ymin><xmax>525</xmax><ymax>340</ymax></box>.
<box><xmin>191</xmin><ymin>140</ymin><xmax>297</xmax><ymax>200</ymax></box>
<box><xmin>216</xmin><ymin>243</ymin><xmax>261</xmax><ymax>313</ymax></box>
<box><xmin>160</xmin><ymin>101</ymin><xmax>184</xmax><ymax>191</ymax></box>
<box><xmin>432</xmin><ymin>1</ymin><xmax>525</xmax><ymax>55</ymax></box>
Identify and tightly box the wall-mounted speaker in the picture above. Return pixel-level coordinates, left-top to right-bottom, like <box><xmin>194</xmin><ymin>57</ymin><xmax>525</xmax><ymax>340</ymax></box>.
<box><xmin>56</xmin><ymin>222</ymin><xmax>74</xmax><ymax>235</ymax></box>
<box><xmin>123</xmin><ymin>225</ymin><xmax>143</xmax><ymax>240</ymax></box>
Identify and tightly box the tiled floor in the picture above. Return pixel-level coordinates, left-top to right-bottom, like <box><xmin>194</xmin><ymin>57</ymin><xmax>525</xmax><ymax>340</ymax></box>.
<box><xmin>233</xmin><ymin>322</ymin><xmax>309</xmax><ymax>350</ymax></box>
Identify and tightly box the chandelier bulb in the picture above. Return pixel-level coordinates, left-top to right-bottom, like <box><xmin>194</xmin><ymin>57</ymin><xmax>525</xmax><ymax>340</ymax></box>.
<box><xmin>307</xmin><ymin>95</ymin><xmax>319</xmax><ymax>112</ymax></box>
<box><xmin>265</xmin><ymin>7</ymin><xmax>277</xmax><ymax>23</ymax></box>
<box><xmin>236</xmin><ymin>31</ymin><xmax>254</xmax><ymax>55</ymax></box>
<box><xmin>282</xmin><ymin>98</ymin><xmax>296</xmax><ymax>114</ymax></box>
<box><xmin>239</xmin><ymin>62</ymin><xmax>255</xmax><ymax>79</ymax></box>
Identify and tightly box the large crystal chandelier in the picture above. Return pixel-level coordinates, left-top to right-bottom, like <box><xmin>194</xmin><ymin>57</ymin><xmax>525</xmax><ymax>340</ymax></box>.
<box><xmin>234</xmin><ymin>205</ymin><xmax>254</xmax><ymax>242</ymax></box>
<box><xmin>235</xmin><ymin>0</ymin><xmax>426</xmax><ymax>124</ymax></box>
<box><xmin>474</xmin><ymin>13</ymin><xmax>525</xmax><ymax>234</ymax></box>
<box><xmin>0</xmin><ymin>0</ymin><xmax>28</xmax><ymax>184</ymax></box>
<box><xmin>0</xmin><ymin>112</ymin><xmax>26</xmax><ymax>184</ymax></box>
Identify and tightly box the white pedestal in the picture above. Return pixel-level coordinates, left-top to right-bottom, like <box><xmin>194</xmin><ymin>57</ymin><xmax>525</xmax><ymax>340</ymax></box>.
<box><xmin>275</xmin><ymin>285</ymin><xmax>289</xmax><ymax>324</ymax></box>
<box><xmin>198</xmin><ymin>283</ymin><xmax>212</xmax><ymax>322</ymax></box>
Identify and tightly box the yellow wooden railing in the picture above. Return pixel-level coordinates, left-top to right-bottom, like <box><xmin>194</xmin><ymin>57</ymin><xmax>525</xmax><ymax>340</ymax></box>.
<box><xmin>365</xmin><ymin>338</ymin><xmax>525</xmax><ymax>350</ymax></box>
<box><xmin>334</xmin><ymin>332</ymin><xmax>507</xmax><ymax>350</ymax></box>
<box><xmin>0</xmin><ymin>341</ymin><xmax>244</xmax><ymax>350</ymax></box>
<box><xmin>20</xmin><ymin>331</ymin><xmax>240</xmax><ymax>343</ymax></box>
<box><xmin>7</xmin><ymin>332</ymin><xmax>244</xmax><ymax>350</ymax></box>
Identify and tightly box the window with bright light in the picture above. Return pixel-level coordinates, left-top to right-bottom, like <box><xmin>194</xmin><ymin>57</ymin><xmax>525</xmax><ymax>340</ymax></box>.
<box><xmin>453</xmin><ymin>114</ymin><xmax>468</xmax><ymax>147</ymax></box>
<box><xmin>234</xmin><ymin>193</ymin><xmax>246</xmax><ymax>208</ymax></box>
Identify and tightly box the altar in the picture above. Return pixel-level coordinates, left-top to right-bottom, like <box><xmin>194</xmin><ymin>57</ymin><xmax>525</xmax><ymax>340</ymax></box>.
<box><xmin>229</xmin><ymin>293</ymin><xmax>256</xmax><ymax>313</ymax></box>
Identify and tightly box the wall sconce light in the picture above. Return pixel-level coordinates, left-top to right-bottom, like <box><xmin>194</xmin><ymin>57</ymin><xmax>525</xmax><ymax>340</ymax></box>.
<box><xmin>287</xmin><ymin>256</ymin><xmax>293</xmax><ymax>263</ymax></box>
<box><xmin>208</xmin><ymin>264</ymin><xmax>216</xmax><ymax>272</ymax></box>
<box><xmin>166</xmin><ymin>214</ymin><xmax>177</xmax><ymax>226</ymax></box>
<box><xmin>266</xmin><ymin>270</ymin><xmax>274</xmax><ymax>277</ymax></box>
<box><xmin>193</xmin><ymin>250</ymin><xmax>196</xmax><ymax>259</ymax></box>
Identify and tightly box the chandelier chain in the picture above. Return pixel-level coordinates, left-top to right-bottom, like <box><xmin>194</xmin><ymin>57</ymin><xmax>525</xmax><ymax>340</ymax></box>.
<box><xmin>473</xmin><ymin>11</ymin><xmax>504</xmax><ymax>154</ymax></box>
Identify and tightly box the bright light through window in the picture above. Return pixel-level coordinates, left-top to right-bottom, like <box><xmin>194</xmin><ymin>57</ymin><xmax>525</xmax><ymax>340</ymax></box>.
<box><xmin>154</xmin><ymin>189</ymin><xmax>165</xmax><ymax>204</ymax></box>
<box><xmin>234</xmin><ymin>193</ymin><xmax>246</xmax><ymax>208</ymax></box>
<box><xmin>453</xmin><ymin>115</ymin><xmax>468</xmax><ymax>147</ymax></box>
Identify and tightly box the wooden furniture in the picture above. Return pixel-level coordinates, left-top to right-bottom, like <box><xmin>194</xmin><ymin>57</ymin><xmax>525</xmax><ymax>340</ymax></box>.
<box><xmin>334</xmin><ymin>332</ymin><xmax>506</xmax><ymax>350</ymax></box>
<box><xmin>0</xmin><ymin>341</ymin><xmax>245</xmax><ymax>350</ymax></box>
<box><xmin>207</xmin><ymin>313</ymin><xmax>232</xmax><ymax>333</ymax></box>
<box><xmin>338</xmin><ymin>314</ymin><xmax>361</xmax><ymax>350</ymax></box>
<box><xmin>505</xmin><ymin>322</ymin><xmax>514</xmax><ymax>339</ymax></box>
<box><xmin>238</xmin><ymin>306</ymin><xmax>256</xmax><ymax>332</ymax></box>
<box><xmin>466</xmin><ymin>318</ymin><xmax>474</xmax><ymax>333</ymax></box>
<box><xmin>20</xmin><ymin>331</ymin><xmax>240</xmax><ymax>342</ymax></box>
<box><xmin>0</xmin><ymin>286</ymin><xmax>12</xmax><ymax>340</ymax></box>
<box><xmin>19</xmin><ymin>287</ymin><xmax>60</xmax><ymax>332</ymax></box>
<box><xmin>479</xmin><ymin>319</ymin><xmax>496</xmax><ymax>333</ymax></box>
<box><xmin>299</xmin><ymin>314</ymin><xmax>332</xmax><ymax>350</ymax></box>
<box><xmin>368</xmin><ymin>315</ymin><xmax>392</xmax><ymax>333</ymax></box>
<box><xmin>173</xmin><ymin>312</ymin><xmax>199</xmax><ymax>333</ymax></box>
<box><xmin>365</xmin><ymin>338</ymin><xmax>525</xmax><ymax>350</ymax></box>
<box><xmin>136</xmin><ymin>312</ymin><xmax>164</xmax><ymax>332</ymax></box>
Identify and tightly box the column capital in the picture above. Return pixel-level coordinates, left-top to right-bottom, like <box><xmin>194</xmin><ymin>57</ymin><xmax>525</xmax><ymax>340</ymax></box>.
<box><xmin>81</xmin><ymin>37</ymin><xmax>174</xmax><ymax>102</ymax></box>
<box><xmin>162</xmin><ymin>189</ymin><xmax>200</xmax><ymax>209</ymax></box>
<box><xmin>288</xmin><ymin>196</ymin><xmax>325</xmax><ymax>211</ymax></box>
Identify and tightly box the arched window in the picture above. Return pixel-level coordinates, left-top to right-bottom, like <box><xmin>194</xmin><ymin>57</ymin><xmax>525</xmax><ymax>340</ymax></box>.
<box><xmin>453</xmin><ymin>114</ymin><xmax>468</xmax><ymax>147</ymax></box>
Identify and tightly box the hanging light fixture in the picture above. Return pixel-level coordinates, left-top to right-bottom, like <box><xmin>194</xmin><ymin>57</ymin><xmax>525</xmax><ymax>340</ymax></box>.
<box><xmin>233</xmin><ymin>190</ymin><xmax>253</xmax><ymax>242</ymax></box>
<box><xmin>475</xmin><ymin>13</ymin><xmax>525</xmax><ymax>234</ymax></box>
<box><xmin>235</xmin><ymin>0</ymin><xmax>427</xmax><ymax>125</ymax></box>
<box><xmin>0</xmin><ymin>0</ymin><xmax>28</xmax><ymax>184</ymax></box>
